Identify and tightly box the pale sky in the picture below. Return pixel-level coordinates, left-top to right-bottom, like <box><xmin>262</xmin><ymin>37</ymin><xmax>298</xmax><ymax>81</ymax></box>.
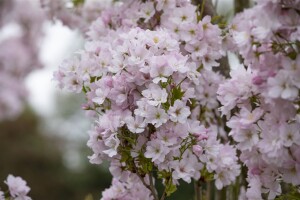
<box><xmin>25</xmin><ymin>22</ymin><xmax>83</xmax><ymax>117</ymax></box>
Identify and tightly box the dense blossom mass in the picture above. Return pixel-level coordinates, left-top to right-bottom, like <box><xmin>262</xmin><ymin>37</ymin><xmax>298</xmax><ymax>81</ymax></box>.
<box><xmin>219</xmin><ymin>0</ymin><xmax>300</xmax><ymax>199</ymax></box>
<box><xmin>1</xmin><ymin>0</ymin><xmax>299</xmax><ymax>199</ymax></box>
<box><xmin>0</xmin><ymin>0</ymin><xmax>45</xmax><ymax>121</ymax></box>
<box><xmin>54</xmin><ymin>0</ymin><xmax>241</xmax><ymax>199</ymax></box>
<box><xmin>51</xmin><ymin>0</ymin><xmax>300</xmax><ymax>199</ymax></box>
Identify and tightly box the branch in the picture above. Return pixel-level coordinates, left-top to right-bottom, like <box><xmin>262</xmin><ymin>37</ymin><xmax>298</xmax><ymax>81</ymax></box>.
<box><xmin>133</xmin><ymin>163</ymin><xmax>159</xmax><ymax>200</ymax></box>
<box><xmin>148</xmin><ymin>173</ymin><xmax>159</xmax><ymax>200</ymax></box>
<box><xmin>160</xmin><ymin>185</ymin><xmax>167</xmax><ymax>200</ymax></box>
<box><xmin>194</xmin><ymin>179</ymin><xmax>204</xmax><ymax>200</ymax></box>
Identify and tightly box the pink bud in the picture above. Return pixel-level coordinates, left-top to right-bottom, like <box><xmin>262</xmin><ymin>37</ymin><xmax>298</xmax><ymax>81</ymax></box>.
<box><xmin>104</xmin><ymin>77</ymin><xmax>113</xmax><ymax>87</ymax></box>
<box><xmin>197</xmin><ymin>134</ymin><xmax>208</xmax><ymax>141</ymax></box>
<box><xmin>268</xmin><ymin>70</ymin><xmax>276</xmax><ymax>77</ymax></box>
<box><xmin>192</xmin><ymin>145</ymin><xmax>203</xmax><ymax>156</ymax></box>
<box><xmin>250</xmin><ymin>167</ymin><xmax>261</xmax><ymax>176</ymax></box>
<box><xmin>252</xmin><ymin>76</ymin><xmax>264</xmax><ymax>85</ymax></box>
<box><xmin>81</xmin><ymin>103</ymin><xmax>90</xmax><ymax>110</ymax></box>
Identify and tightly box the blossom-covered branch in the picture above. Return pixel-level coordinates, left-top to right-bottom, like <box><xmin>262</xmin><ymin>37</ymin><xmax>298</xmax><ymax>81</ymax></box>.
<box><xmin>50</xmin><ymin>0</ymin><xmax>300</xmax><ymax>199</ymax></box>
<box><xmin>53</xmin><ymin>0</ymin><xmax>240</xmax><ymax>199</ymax></box>
<box><xmin>219</xmin><ymin>0</ymin><xmax>300</xmax><ymax>199</ymax></box>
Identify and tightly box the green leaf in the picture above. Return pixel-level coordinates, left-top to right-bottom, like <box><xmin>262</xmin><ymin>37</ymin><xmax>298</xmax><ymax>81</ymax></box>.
<box><xmin>73</xmin><ymin>0</ymin><xmax>85</xmax><ymax>6</ymax></box>
<box><xmin>82</xmin><ymin>86</ymin><xmax>87</xmax><ymax>93</ymax></box>
<box><xmin>287</xmin><ymin>51</ymin><xmax>297</xmax><ymax>60</ymax></box>
<box><xmin>160</xmin><ymin>81</ymin><xmax>168</xmax><ymax>88</ymax></box>
<box><xmin>90</xmin><ymin>76</ymin><xmax>97</xmax><ymax>83</ymax></box>
<box><xmin>171</xmin><ymin>86</ymin><xmax>185</xmax><ymax>105</ymax></box>
<box><xmin>120</xmin><ymin>151</ymin><xmax>130</xmax><ymax>162</ymax></box>
<box><xmin>162</xmin><ymin>102</ymin><xmax>170</xmax><ymax>110</ymax></box>
<box><xmin>275</xmin><ymin>185</ymin><xmax>300</xmax><ymax>200</ymax></box>
<box><xmin>157</xmin><ymin>170</ymin><xmax>168</xmax><ymax>179</ymax></box>
<box><xmin>166</xmin><ymin>183</ymin><xmax>177</xmax><ymax>196</ymax></box>
<box><xmin>201</xmin><ymin>168</ymin><xmax>214</xmax><ymax>181</ymax></box>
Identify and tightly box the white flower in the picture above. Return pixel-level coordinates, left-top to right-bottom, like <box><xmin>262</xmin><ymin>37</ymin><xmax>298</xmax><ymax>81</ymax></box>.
<box><xmin>268</xmin><ymin>71</ymin><xmax>298</xmax><ymax>100</ymax></box>
<box><xmin>168</xmin><ymin>100</ymin><xmax>191</xmax><ymax>123</ymax></box>
<box><xmin>279</xmin><ymin>123</ymin><xmax>300</xmax><ymax>147</ymax></box>
<box><xmin>142</xmin><ymin>84</ymin><xmax>168</xmax><ymax>106</ymax></box>
<box><xmin>233</xmin><ymin>31</ymin><xmax>250</xmax><ymax>47</ymax></box>
<box><xmin>282</xmin><ymin>163</ymin><xmax>300</xmax><ymax>185</ymax></box>
<box><xmin>125</xmin><ymin>116</ymin><xmax>146</xmax><ymax>134</ymax></box>
<box><xmin>137</xmin><ymin>2</ymin><xmax>155</xmax><ymax>22</ymax></box>
<box><xmin>246</xmin><ymin>177</ymin><xmax>262</xmax><ymax>200</ymax></box>
<box><xmin>144</xmin><ymin>139</ymin><xmax>170</xmax><ymax>163</ymax></box>
<box><xmin>103</xmin><ymin>134</ymin><xmax>120</xmax><ymax>157</ymax></box>
<box><xmin>146</xmin><ymin>106</ymin><xmax>169</xmax><ymax>128</ymax></box>
<box><xmin>171</xmin><ymin>159</ymin><xmax>195</xmax><ymax>183</ymax></box>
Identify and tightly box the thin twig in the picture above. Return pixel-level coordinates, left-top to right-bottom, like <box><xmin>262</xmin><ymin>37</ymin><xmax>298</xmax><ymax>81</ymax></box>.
<box><xmin>199</xmin><ymin>0</ymin><xmax>206</xmax><ymax>20</ymax></box>
<box><xmin>206</xmin><ymin>181</ymin><xmax>211</xmax><ymax>200</ymax></box>
<box><xmin>194</xmin><ymin>180</ymin><xmax>199</xmax><ymax>200</ymax></box>
<box><xmin>160</xmin><ymin>183</ymin><xmax>167</xmax><ymax>200</ymax></box>
<box><xmin>149</xmin><ymin>173</ymin><xmax>159</xmax><ymax>200</ymax></box>
<box><xmin>194</xmin><ymin>179</ymin><xmax>202</xmax><ymax>200</ymax></box>
<box><xmin>133</xmin><ymin>163</ymin><xmax>159</xmax><ymax>200</ymax></box>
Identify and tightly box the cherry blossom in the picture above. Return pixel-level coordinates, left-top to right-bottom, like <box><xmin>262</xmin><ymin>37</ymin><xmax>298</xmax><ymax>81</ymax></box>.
<box><xmin>2</xmin><ymin>175</ymin><xmax>31</xmax><ymax>200</ymax></box>
<box><xmin>52</xmin><ymin>0</ymin><xmax>300</xmax><ymax>199</ymax></box>
<box><xmin>219</xmin><ymin>0</ymin><xmax>300</xmax><ymax>198</ymax></box>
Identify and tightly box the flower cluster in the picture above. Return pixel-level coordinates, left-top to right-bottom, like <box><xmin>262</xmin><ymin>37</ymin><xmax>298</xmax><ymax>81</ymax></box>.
<box><xmin>0</xmin><ymin>174</ymin><xmax>31</xmax><ymax>200</ymax></box>
<box><xmin>0</xmin><ymin>0</ymin><xmax>45</xmax><ymax>121</ymax></box>
<box><xmin>54</xmin><ymin>0</ymin><xmax>240</xmax><ymax>199</ymax></box>
<box><xmin>41</xmin><ymin>0</ymin><xmax>114</xmax><ymax>32</ymax></box>
<box><xmin>219</xmin><ymin>0</ymin><xmax>300</xmax><ymax>199</ymax></box>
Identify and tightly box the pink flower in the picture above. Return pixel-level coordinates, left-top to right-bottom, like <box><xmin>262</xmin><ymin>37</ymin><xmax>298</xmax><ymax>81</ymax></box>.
<box><xmin>0</xmin><ymin>191</ymin><xmax>4</xmax><ymax>200</ymax></box>
<box><xmin>156</xmin><ymin>129</ymin><xmax>178</xmax><ymax>146</ymax></box>
<box><xmin>125</xmin><ymin>116</ymin><xmax>146</xmax><ymax>134</ymax></box>
<box><xmin>148</xmin><ymin>56</ymin><xmax>173</xmax><ymax>83</ymax></box>
<box><xmin>217</xmin><ymin>66</ymin><xmax>253</xmax><ymax>116</ymax></box>
<box><xmin>145</xmin><ymin>106</ymin><xmax>169</xmax><ymax>128</ymax></box>
<box><xmin>142</xmin><ymin>83</ymin><xmax>168</xmax><ymax>106</ymax></box>
<box><xmin>279</xmin><ymin>123</ymin><xmax>300</xmax><ymax>147</ymax></box>
<box><xmin>239</xmin><ymin>108</ymin><xmax>264</xmax><ymax>127</ymax></box>
<box><xmin>168</xmin><ymin>100</ymin><xmax>191</xmax><ymax>123</ymax></box>
<box><xmin>103</xmin><ymin>133</ymin><xmax>120</xmax><ymax>158</ymax></box>
<box><xmin>171</xmin><ymin>159</ymin><xmax>196</xmax><ymax>183</ymax></box>
<box><xmin>268</xmin><ymin>71</ymin><xmax>298</xmax><ymax>100</ymax></box>
<box><xmin>192</xmin><ymin>145</ymin><xmax>203</xmax><ymax>156</ymax></box>
<box><xmin>282</xmin><ymin>163</ymin><xmax>300</xmax><ymax>185</ymax></box>
<box><xmin>137</xmin><ymin>2</ymin><xmax>155</xmax><ymax>22</ymax></box>
<box><xmin>145</xmin><ymin>139</ymin><xmax>170</xmax><ymax>163</ymax></box>
<box><xmin>246</xmin><ymin>177</ymin><xmax>262</xmax><ymax>200</ymax></box>
<box><xmin>4</xmin><ymin>175</ymin><xmax>31</xmax><ymax>199</ymax></box>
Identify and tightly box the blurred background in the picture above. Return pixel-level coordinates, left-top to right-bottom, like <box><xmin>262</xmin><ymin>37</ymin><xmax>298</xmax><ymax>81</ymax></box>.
<box><xmin>0</xmin><ymin>0</ymin><xmax>239</xmax><ymax>199</ymax></box>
